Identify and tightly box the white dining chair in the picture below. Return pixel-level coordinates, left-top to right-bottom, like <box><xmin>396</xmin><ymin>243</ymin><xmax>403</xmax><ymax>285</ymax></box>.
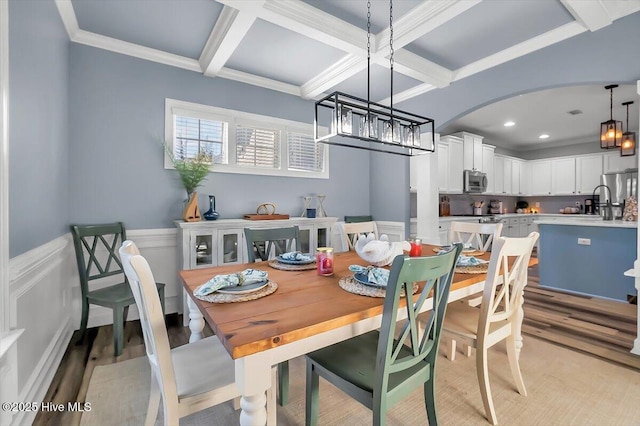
<box><xmin>441</xmin><ymin>232</ymin><xmax>539</xmax><ymax>425</ymax></box>
<box><xmin>449</xmin><ymin>221</ymin><xmax>504</xmax><ymax>252</ymax></box>
<box><xmin>341</xmin><ymin>221</ymin><xmax>379</xmax><ymax>251</ymax></box>
<box><xmin>119</xmin><ymin>241</ymin><xmax>273</xmax><ymax>426</ymax></box>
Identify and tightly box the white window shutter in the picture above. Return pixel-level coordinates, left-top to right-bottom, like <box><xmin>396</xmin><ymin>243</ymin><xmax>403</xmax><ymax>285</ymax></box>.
<box><xmin>288</xmin><ymin>132</ymin><xmax>324</xmax><ymax>172</ymax></box>
<box><xmin>236</xmin><ymin>125</ymin><xmax>280</xmax><ymax>168</ymax></box>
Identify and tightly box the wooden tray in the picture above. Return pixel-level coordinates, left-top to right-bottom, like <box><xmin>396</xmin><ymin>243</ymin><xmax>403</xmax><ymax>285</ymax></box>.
<box><xmin>243</xmin><ymin>214</ymin><xmax>290</xmax><ymax>220</ymax></box>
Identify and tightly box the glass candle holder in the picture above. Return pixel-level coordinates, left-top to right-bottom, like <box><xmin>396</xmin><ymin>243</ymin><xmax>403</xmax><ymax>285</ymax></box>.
<box><xmin>316</xmin><ymin>247</ymin><xmax>334</xmax><ymax>276</ymax></box>
<box><xmin>409</xmin><ymin>238</ymin><xmax>422</xmax><ymax>257</ymax></box>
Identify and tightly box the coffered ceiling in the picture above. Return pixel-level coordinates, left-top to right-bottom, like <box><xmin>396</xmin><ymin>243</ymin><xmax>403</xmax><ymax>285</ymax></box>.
<box><xmin>56</xmin><ymin>0</ymin><xmax>640</xmax><ymax>148</ymax></box>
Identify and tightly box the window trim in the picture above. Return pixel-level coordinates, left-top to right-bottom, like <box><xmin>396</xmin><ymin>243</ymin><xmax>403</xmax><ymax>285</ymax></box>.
<box><xmin>165</xmin><ymin>98</ymin><xmax>329</xmax><ymax>179</ymax></box>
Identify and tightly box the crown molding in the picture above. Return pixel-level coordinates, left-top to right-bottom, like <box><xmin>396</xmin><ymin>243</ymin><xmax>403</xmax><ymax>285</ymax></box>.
<box><xmin>218</xmin><ymin>67</ymin><xmax>301</xmax><ymax>97</ymax></box>
<box><xmin>300</xmin><ymin>54</ymin><xmax>366</xmax><ymax>99</ymax></box>
<box><xmin>560</xmin><ymin>0</ymin><xmax>612</xmax><ymax>31</ymax></box>
<box><xmin>54</xmin><ymin>0</ymin><xmax>79</xmax><ymax>39</ymax></box>
<box><xmin>199</xmin><ymin>5</ymin><xmax>259</xmax><ymax>77</ymax></box>
<box><xmin>453</xmin><ymin>21</ymin><xmax>587</xmax><ymax>81</ymax></box>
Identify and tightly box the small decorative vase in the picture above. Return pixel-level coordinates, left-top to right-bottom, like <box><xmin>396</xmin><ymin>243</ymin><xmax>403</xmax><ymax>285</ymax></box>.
<box><xmin>182</xmin><ymin>192</ymin><xmax>201</xmax><ymax>222</ymax></box>
<box><xmin>203</xmin><ymin>195</ymin><xmax>220</xmax><ymax>221</ymax></box>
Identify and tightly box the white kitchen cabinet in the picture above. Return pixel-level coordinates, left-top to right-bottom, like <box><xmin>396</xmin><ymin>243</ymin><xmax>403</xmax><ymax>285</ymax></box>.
<box><xmin>436</xmin><ymin>141</ymin><xmax>448</xmax><ymax>191</ymax></box>
<box><xmin>438</xmin><ymin>136</ymin><xmax>464</xmax><ymax>193</ymax></box>
<box><xmin>576</xmin><ymin>154</ymin><xmax>603</xmax><ymax>195</ymax></box>
<box><xmin>529</xmin><ymin>160</ymin><xmax>552</xmax><ymax>195</ymax></box>
<box><xmin>482</xmin><ymin>145</ymin><xmax>495</xmax><ymax>193</ymax></box>
<box><xmin>494</xmin><ymin>156</ymin><xmax>505</xmax><ymax>194</ymax></box>
<box><xmin>454</xmin><ymin>132</ymin><xmax>484</xmax><ymax>171</ymax></box>
<box><xmin>503</xmin><ymin>157</ymin><xmax>513</xmax><ymax>195</ymax></box>
<box><xmin>551</xmin><ymin>158</ymin><xmax>576</xmax><ymax>195</ymax></box>
<box><xmin>603</xmin><ymin>151</ymin><xmax>637</xmax><ymax>173</ymax></box>
<box><xmin>519</xmin><ymin>161</ymin><xmax>529</xmax><ymax>196</ymax></box>
<box><xmin>511</xmin><ymin>159</ymin><xmax>528</xmax><ymax>195</ymax></box>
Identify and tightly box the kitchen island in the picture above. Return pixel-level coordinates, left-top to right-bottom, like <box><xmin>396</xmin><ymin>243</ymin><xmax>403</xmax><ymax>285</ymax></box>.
<box><xmin>535</xmin><ymin>218</ymin><xmax>637</xmax><ymax>302</ymax></box>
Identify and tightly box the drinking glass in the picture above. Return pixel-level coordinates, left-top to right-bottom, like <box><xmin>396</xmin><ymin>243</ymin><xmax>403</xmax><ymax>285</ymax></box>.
<box><xmin>409</xmin><ymin>238</ymin><xmax>422</xmax><ymax>257</ymax></box>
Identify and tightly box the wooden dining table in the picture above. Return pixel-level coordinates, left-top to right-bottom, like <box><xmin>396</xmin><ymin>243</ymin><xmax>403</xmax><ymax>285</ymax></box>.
<box><xmin>179</xmin><ymin>245</ymin><xmax>537</xmax><ymax>426</ymax></box>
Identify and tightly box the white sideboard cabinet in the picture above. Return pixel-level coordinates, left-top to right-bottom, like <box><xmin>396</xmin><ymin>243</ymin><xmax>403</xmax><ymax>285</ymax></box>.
<box><xmin>176</xmin><ymin>217</ymin><xmax>338</xmax><ymax>269</ymax></box>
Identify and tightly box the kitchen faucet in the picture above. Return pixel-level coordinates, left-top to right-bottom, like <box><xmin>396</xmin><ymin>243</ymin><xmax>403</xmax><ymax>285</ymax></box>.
<box><xmin>592</xmin><ymin>184</ymin><xmax>613</xmax><ymax>221</ymax></box>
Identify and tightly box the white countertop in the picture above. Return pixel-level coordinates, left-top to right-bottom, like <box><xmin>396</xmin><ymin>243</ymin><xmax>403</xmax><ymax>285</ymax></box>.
<box><xmin>534</xmin><ymin>218</ymin><xmax>638</xmax><ymax>228</ymax></box>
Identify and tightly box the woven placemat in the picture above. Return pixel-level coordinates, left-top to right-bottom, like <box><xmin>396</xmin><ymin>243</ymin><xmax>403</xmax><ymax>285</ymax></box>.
<box><xmin>194</xmin><ymin>281</ymin><xmax>278</xmax><ymax>303</ymax></box>
<box><xmin>268</xmin><ymin>259</ymin><xmax>317</xmax><ymax>271</ymax></box>
<box><xmin>338</xmin><ymin>276</ymin><xmax>419</xmax><ymax>298</ymax></box>
<box><xmin>433</xmin><ymin>247</ymin><xmax>486</xmax><ymax>256</ymax></box>
<box><xmin>455</xmin><ymin>264</ymin><xmax>489</xmax><ymax>274</ymax></box>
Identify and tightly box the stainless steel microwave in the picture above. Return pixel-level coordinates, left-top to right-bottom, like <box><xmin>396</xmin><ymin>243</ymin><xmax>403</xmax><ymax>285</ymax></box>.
<box><xmin>463</xmin><ymin>170</ymin><xmax>488</xmax><ymax>193</ymax></box>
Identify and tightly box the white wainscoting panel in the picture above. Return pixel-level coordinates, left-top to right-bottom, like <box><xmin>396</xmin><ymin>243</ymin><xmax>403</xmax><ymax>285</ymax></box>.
<box><xmin>9</xmin><ymin>234</ymin><xmax>74</xmax><ymax>426</ymax></box>
<box><xmin>7</xmin><ymin>228</ymin><xmax>181</xmax><ymax>425</ymax></box>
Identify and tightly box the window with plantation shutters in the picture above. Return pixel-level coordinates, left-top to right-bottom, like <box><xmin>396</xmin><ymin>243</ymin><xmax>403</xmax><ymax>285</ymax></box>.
<box><xmin>288</xmin><ymin>132</ymin><xmax>324</xmax><ymax>172</ymax></box>
<box><xmin>236</xmin><ymin>125</ymin><xmax>280</xmax><ymax>168</ymax></box>
<box><xmin>165</xmin><ymin>99</ymin><xmax>329</xmax><ymax>179</ymax></box>
<box><xmin>174</xmin><ymin>116</ymin><xmax>227</xmax><ymax>164</ymax></box>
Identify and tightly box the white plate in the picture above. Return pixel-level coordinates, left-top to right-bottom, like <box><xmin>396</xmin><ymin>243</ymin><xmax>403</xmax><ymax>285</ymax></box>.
<box><xmin>217</xmin><ymin>280</ymin><xmax>269</xmax><ymax>294</ymax></box>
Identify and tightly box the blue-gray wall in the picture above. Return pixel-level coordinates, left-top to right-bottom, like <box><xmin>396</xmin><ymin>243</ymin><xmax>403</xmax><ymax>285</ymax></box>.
<box><xmin>375</xmin><ymin>12</ymin><xmax>640</xmax><ymax>230</ymax></box>
<box><xmin>538</xmin><ymin>224</ymin><xmax>637</xmax><ymax>301</ymax></box>
<box><xmin>9</xmin><ymin>0</ymin><xmax>69</xmax><ymax>257</ymax></box>
<box><xmin>68</xmin><ymin>45</ymin><xmax>370</xmax><ymax>229</ymax></box>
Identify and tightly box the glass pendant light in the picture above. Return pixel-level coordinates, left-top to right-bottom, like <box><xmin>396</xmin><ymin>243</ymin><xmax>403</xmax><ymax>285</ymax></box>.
<box><xmin>600</xmin><ymin>84</ymin><xmax>623</xmax><ymax>149</ymax></box>
<box><xmin>314</xmin><ymin>0</ymin><xmax>435</xmax><ymax>156</ymax></box>
<box><xmin>621</xmin><ymin>101</ymin><xmax>636</xmax><ymax>157</ymax></box>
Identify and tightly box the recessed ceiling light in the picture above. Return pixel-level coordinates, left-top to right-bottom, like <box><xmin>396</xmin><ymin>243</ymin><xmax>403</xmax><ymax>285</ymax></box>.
<box><xmin>539</xmin><ymin>134</ymin><xmax>550</xmax><ymax>139</ymax></box>
<box><xmin>504</xmin><ymin>121</ymin><xmax>515</xmax><ymax>127</ymax></box>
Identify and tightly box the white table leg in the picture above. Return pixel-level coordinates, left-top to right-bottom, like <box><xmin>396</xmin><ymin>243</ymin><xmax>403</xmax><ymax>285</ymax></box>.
<box><xmin>186</xmin><ymin>295</ymin><xmax>204</xmax><ymax>343</ymax></box>
<box><xmin>236</xmin><ymin>354</ymin><xmax>271</xmax><ymax>426</ymax></box>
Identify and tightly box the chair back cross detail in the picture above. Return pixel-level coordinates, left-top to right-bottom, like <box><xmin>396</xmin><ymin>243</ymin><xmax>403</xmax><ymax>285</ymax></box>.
<box><xmin>244</xmin><ymin>226</ymin><xmax>300</xmax><ymax>262</ymax></box>
<box><xmin>449</xmin><ymin>221</ymin><xmax>503</xmax><ymax>252</ymax></box>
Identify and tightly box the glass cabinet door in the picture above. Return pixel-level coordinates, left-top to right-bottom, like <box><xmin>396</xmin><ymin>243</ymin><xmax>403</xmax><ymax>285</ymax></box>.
<box><xmin>218</xmin><ymin>229</ymin><xmax>244</xmax><ymax>265</ymax></box>
<box><xmin>190</xmin><ymin>231</ymin><xmax>217</xmax><ymax>268</ymax></box>
<box><xmin>298</xmin><ymin>226</ymin><xmax>312</xmax><ymax>253</ymax></box>
<box><xmin>317</xmin><ymin>227</ymin><xmax>329</xmax><ymax>248</ymax></box>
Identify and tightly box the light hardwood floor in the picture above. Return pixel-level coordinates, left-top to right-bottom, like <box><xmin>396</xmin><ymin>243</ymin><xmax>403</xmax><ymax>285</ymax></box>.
<box><xmin>33</xmin><ymin>273</ymin><xmax>639</xmax><ymax>425</ymax></box>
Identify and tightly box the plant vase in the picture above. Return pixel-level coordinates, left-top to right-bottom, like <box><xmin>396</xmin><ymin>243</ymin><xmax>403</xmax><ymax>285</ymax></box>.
<box><xmin>182</xmin><ymin>192</ymin><xmax>202</xmax><ymax>222</ymax></box>
<box><xmin>203</xmin><ymin>195</ymin><xmax>220</xmax><ymax>221</ymax></box>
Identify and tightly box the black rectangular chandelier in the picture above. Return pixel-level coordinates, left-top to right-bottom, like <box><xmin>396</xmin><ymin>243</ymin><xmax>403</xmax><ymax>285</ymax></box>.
<box><xmin>314</xmin><ymin>92</ymin><xmax>435</xmax><ymax>157</ymax></box>
<box><xmin>313</xmin><ymin>0</ymin><xmax>435</xmax><ymax>157</ymax></box>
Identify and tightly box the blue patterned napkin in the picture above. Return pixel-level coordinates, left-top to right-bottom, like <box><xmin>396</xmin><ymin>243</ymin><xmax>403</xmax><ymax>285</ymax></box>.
<box><xmin>279</xmin><ymin>251</ymin><xmax>314</xmax><ymax>262</ymax></box>
<box><xmin>348</xmin><ymin>265</ymin><xmax>390</xmax><ymax>286</ymax></box>
<box><xmin>194</xmin><ymin>269</ymin><xmax>268</xmax><ymax>296</ymax></box>
<box><xmin>456</xmin><ymin>255</ymin><xmax>489</xmax><ymax>266</ymax></box>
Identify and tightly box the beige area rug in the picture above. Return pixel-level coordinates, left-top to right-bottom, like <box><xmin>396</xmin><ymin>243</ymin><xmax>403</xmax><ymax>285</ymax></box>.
<box><xmin>81</xmin><ymin>337</ymin><xmax>640</xmax><ymax>426</ymax></box>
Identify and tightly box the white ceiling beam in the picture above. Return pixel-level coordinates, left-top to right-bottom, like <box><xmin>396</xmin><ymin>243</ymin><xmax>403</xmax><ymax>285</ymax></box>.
<box><xmin>300</xmin><ymin>55</ymin><xmax>367</xmax><ymax>99</ymax></box>
<box><xmin>217</xmin><ymin>0</ymin><xmax>368</xmax><ymax>56</ymax></box>
<box><xmin>560</xmin><ymin>0</ymin><xmax>612</xmax><ymax>31</ymax></box>
<box><xmin>453</xmin><ymin>21</ymin><xmax>586</xmax><ymax>81</ymax></box>
<box><xmin>54</xmin><ymin>0</ymin><xmax>80</xmax><ymax>39</ymax></box>
<box><xmin>374</xmin><ymin>50</ymin><xmax>452</xmax><ymax>88</ymax></box>
<box><xmin>217</xmin><ymin>68</ymin><xmax>301</xmax><ymax>97</ymax></box>
<box><xmin>378</xmin><ymin>83</ymin><xmax>437</xmax><ymax>106</ymax></box>
<box><xmin>375</xmin><ymin>0</ymin><xmax>482</xmax><ymax>51</ymax></box>
<box><xmin>199</xmin><ymin>5</ymin><xmax>261</xmax><ymax>77</ymax></box>
<box><xmin>73</xmin><ymin>30</ymin><xmax>202</xmax><ymax>72</ymax></box>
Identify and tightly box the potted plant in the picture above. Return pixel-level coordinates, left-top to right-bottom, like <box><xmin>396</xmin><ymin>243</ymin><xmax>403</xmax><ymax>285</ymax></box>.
<box><xmin>164</xmin><ymin>143</ymin><xmax>212</xmax><ymax>221</ymax></box>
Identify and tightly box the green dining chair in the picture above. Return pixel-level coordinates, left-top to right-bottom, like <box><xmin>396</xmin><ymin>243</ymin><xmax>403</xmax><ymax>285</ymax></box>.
<box><xmin>70</xmin><ymin>222</ymin><xmax>165</xmax><ymax>356</ymax></box>
<box><xmin>345</xmin><ymin>215</ymin><xmax>374</xmax><ymax>223</ymax></box>
<box><xmin>305</xmin><ymin>244</ymin><xmax>463</xmax><ymax>426</ymax></box>
<box><xmin>243</xmin><ymin>225</ymin><xmax>301</xmax><ymax>406</ymax></box>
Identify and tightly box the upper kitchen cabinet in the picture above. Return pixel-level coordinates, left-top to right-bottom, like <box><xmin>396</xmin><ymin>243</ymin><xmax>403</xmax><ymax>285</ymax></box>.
<box><xmin>551</xmin><ymin>157</ymin><xmax>576</xmax><ymax>195</ymax></box>
<box><xmin>453</xmin><ymin>132</ymin><xmax>484</xmax><ymax>172</ymax></box>
<box><xmin>529</xmin><ymin>160</ymin><xmax>552</xmax><ymax>195</ymax></box>
<box><xmin>495</xmin><ymin>155</ymin><xmax>513</xmax><ymax>195</ymax></box>
<box><xmin>410</xmin><ymin>133</ymin><xmax>439</xmax><ymax>192</ymax></box>
<box><xmin>511</xmin><ymin>159</ymin><xmax>528</xmax><ymax>196</ymax></box>
<box><xmin>482</xmin><ymin>145</ymin><xmax>495</xmax><ymax>193</ymax></box>
<box><xmin>603</xmin><ymin>151</ymin><xmax>638</xmax><ymax>173</ymax></box>
<box><xmin>438</xmin><ymin>136</ymin><xmax>464</xmax><ymax>193</ymax></box>
<box><xmin>576</xmin><ymin>154</ymin><xmax>604</xmax><ymax>195</ymax></box>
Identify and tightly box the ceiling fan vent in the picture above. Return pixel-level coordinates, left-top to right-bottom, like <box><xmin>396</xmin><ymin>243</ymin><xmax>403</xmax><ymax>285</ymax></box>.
<box><xmin>567</xmin><ymin>109</ymin><xmax>583</xmax><ymax>115</ymax></box>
